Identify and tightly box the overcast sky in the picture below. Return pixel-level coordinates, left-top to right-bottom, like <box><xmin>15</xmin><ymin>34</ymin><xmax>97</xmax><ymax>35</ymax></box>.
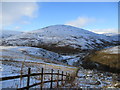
<box><xmin>1</xmin><ymin>2</ymin><xmax>118</xmax><ymax>34</ymax></box>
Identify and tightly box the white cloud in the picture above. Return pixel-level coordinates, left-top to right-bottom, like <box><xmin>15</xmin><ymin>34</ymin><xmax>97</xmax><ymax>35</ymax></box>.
<box><xmin>21</xmin><ymin>21</ymin><xmax>30</xmax><ymax>24</ymax></box>
<box><xmin>65</xmin><ymin>17</ymin><xmax>118</xmax><ymax>34</ymax></box>
<box><xmin>65</xmin><ymin>17</ymin><xmax>95</xmax><ymax>27</ymax></box>
<box><xmin>91</xmin><ymin>28</ymin><xmax>118</xmax><ymax>34</ymax></box>
<box><xmin>1</xmin><ymin>2</ymin><xmax>38</xmax><ymax>27</ymax></box>
<box><xmin>14</xmin><ymin>26</ymin><xmax>21</xmax><ymax>30</ymax></box>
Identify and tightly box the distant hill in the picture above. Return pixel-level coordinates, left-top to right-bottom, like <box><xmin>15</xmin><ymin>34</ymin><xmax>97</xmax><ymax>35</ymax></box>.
<box><xmin>1</xmin><ymin>25</ymin><xmax>119</xmax><ymax>53</ymax></box>
<box><xmin>103</xmin><ymin>33</ymin><xmax>118</xmax><ymax>36</ymax></box>
<box><xmin>0</xmin><ymin>30</ymin><xmax>23</xmax><ymax>39</ymax></box>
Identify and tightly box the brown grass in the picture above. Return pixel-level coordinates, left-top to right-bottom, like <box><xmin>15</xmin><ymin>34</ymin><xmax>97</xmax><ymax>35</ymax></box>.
<box><xmin>36</xmin><ymin>44</ymin><xmax>81</xmax><ymax>54</ymax></box>
<box><xmin>83</xmin><ymin>50</ymin><xmax>120</xmax><ymax>73</ymax></box>
<box><xmin>1</xmin><ymin>59</ymin><xmax>78</xmax><ymax>74</ymax></box>
<box><xmin>89</xmin><ymin>51</ymin><xmax>120</xmax><ymax>69</ymax></box>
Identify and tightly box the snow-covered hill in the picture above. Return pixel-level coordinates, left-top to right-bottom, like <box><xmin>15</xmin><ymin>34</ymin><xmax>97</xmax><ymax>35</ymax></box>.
<box><xmin>0</xmin><ymin>46</ymin><xmax>63</xmax><ymax>63</ymax></box>
<box><xmin>109</xmin><ymin>34</ymin><xmax>120</xmax><ymax>43</ymax></box>
<box><xmin>103</xmin><ymin>33</ymin><xmax>118</xmax><ymax>36</ymax></box>
<box><xmin>0</xmin><ymin>46</ymin><xmax>77</xmax><ymax>88</ymax></box>
<box><xmin>1</xmin><ymin>25</ymin><xmax>119</xmax><ymax>53</ymax></box>
<box><xmin>0</xmin><ymin>30</ymin><xmax>23</xmax><ymax>39</ymax></box>
<box><xmin>103</xmin><ymin>33</ymin><xmax>120</xmax><ymax>43</ymax></box>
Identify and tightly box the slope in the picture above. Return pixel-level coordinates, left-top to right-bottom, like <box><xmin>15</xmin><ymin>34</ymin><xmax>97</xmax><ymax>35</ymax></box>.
<box><xmin>82</xmin><ymin>46</ymin><xmax>120</xmax><ymax>73</ymax></box>
<box><xmin>0</xmin><ymin>46</ymin><xmax>77</xmax><ymax>88</ymax></box>
<box><xmin>0</xmin><ymin>30</ymin><xmax>23</xmax><ymax>39</ymax></box>
<box><xmin>1</xmin><ymin>25</ymin><xmax>118</xmax><ymax>53</ymax></box>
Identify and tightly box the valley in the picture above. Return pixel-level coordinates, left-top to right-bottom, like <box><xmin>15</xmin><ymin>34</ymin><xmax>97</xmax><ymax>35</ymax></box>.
<box><xmin>1</xmin><ymin>25</ymin><xmax>120</xmax><ymax>88</ymax></box>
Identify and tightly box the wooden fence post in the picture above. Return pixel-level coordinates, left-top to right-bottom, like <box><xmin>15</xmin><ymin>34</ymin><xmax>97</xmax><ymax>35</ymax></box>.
<box><xmin>65</xmin><ymin>72</ymin><xmax>67</xmax><ymax>83</ymax></box>
<box><xmin>27</xmin><ymin>68</ymin><xmax>31</xmax><ymax>90</ymax></box>
<box><xmin>41</xmin><ymin>68</ymin><xmax>44</xmax><ymax>90</ymax></box>
<box><xmin>68</xmin><ymin>73</ymin><xmax>70</xmax><ymax>81</ymax></box>
<box><xmin>62</xmin><ymin>71</ymin><xmax>64</xmax><ymax>85</ymax></box>
<box><xmin>57</xmin><ymin>70</ymin><xmax>59</xmax><ymax>87</ymax></box>
<box><xmin>50</xmin><ymin>69</ymin><xmax>53</xmax><ymax>89</ymax></box>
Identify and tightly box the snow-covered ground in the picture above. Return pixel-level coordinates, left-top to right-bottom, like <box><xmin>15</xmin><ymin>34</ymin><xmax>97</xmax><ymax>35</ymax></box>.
<box><xmin>0</xmin><ymin>46</ymin><xmax>77</xmax><ymax>88</ymax></box>
<box><xmin>63</xmin><ymin>46</ymin><xmax>120</xmax><ymax>88</ymax></box>
<box><xmin>103</xmin><ymin>33</ymin><xmax>119</xmax><ymax>36</ymax></box>
<box><xmin>0</xmin><ymin>26</ymin><xmax>119</xmax><ymax>88</ymax></box>
<box><xmin>1</xmin><ymin>25</ymin><xmax>119</xmax><ymax>50</ymax></box>
<box><xmin>102</xmin><ymin>46</ymin><xmax>120</xmax><ymax>54</ymax></box>
<box><xmin>0</xmin><ymin>30</ymin><xmax>23</xmax><ymax>39</ymax></box>
<box><xmin>1</xmin><ymin>46</ymin><xmax>119</xmax><ymax>88</ymax></box>
<box><xmin>61</xmin><ymin>52</ymin><xmax>89</xmax><ymax>66</ymax></box>
<box><xmin>0</xmin><ymin>46</ymin><xmax>63</xmax><ymax>63</ymax></box>
<box><xmin>64</xmin><ymin>68</ymin><xmax>119</xmax><ymax>88</ymax></box>
<box><xmin>62</xmin><ymin>55</ymin><xmax>80</xmax><ymax>65</ymax></box>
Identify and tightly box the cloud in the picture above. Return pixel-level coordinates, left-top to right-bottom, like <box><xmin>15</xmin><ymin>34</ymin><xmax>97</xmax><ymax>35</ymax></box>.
<box><xmin>65</xmin><ymin>17</ymin><xmax>95</xmax><ymax>27</ymax></box>
<box><xmin>14</xmin><ymin>26</ymin><xmax>21</xmax><ymax>30</ymax></box>
<box><xmin>91</xmin><ymin>28</ymin><xmax>118</xmax><ymax>34</ymax></box>
<box><xmin>21</xmin><ymin>21</ymin><xmax>31</xmax><ymax>24</ymax></box>
<box><xmin>65</xmin><ymin>17</ymin><xmax>118</xmax><ymax>34</ymax></box>
<box><xmin>1</xmin><ymin>2</ymin><xmax>38</xmax><ymax>27</ymax></box>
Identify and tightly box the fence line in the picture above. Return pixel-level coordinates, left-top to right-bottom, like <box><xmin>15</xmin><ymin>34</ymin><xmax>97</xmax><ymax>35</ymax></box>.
<box><xmin>0</xmin><ymin>68</ymin><xmax>72</xmax><ymax>89</ymax></box>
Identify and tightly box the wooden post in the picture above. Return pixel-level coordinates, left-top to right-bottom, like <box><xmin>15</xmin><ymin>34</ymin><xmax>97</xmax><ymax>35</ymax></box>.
<box><xmin>57</xmin><ymin>70</ymin><xmax>59</xmax><ymax>87</ymax></box>
<box><xmin>41</xmin><ymin>68</ymin><xmax>44</xmax><ymax>90</ymax></box>
<box><xmin>27</xmin><ymin>68</ymin><xmax>31</xmax><ymax>90</ymax></box>
<box><xmin>65</xmin><ymin>72</ymin><xmax>67</xmax><ymax>83</ymax></box>
<box><xmin>68</xmin><ymin>73</ymin><xmax>70</xmax><ymax>81</ymax></box>
<box><xmin>50</xmin><ymin>69</ymin><xmax>53</xmax><ymax>89</ymax></box>
<box><xmin>62</xmin><ymin>71</ymin><xmax>64</xmax><ymax>85</ymax></box>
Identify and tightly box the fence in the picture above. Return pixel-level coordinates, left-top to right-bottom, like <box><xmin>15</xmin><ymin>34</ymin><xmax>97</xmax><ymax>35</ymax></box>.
<box><xmin>0</xmin><ymin>68</ymin><xmax>72</xmax><ymax>89</ymax></box>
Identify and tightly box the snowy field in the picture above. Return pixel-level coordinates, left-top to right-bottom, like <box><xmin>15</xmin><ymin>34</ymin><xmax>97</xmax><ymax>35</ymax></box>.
<box><xmin>0</xmin><ymin>45</ymin><xmax>119</xmax><ymax>88</ymax></box>
<box><xmin>0</xmin><ymin>46</ymin><xmax>77</xmax><ymax>88</ymax></box>
<box><xmin>64</xmin><ymin>68</ymin><xmax>119</xmax><ymax>88</ymax></box>
<box><xmin>73</xmin><ymin>69</ymin><xmax>119</xmax><ymax>88</ymax></box>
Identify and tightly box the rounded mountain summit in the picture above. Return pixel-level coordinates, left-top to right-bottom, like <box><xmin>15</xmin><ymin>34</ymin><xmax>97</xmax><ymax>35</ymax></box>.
<box><xmin>2</xmin><ymin>25</ymin><xmax>119</xmax><ymax>53</ymax></box>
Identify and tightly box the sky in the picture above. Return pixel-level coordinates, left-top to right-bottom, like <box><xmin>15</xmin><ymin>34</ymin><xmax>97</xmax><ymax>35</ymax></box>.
<box><xmin>1</xmin><ymin>2</ymin><xmax>118</xmax><ymax>34</ymax></box>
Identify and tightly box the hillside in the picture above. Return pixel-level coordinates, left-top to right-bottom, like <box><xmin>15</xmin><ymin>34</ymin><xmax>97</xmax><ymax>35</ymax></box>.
<box><xmin>0</xmin><ymin>30</ymin><xmax>23</xmax><ymax>39</ymax></box>
<box><xmin>0</xmin><ymin>46</ymin><xmax>78</xmax><ymax>88</ymax></box>
<box><xmin>1</xmin><ymin>25</ymin><xmax>119</xmax><ymax>53</ymax></box>
<box><xmin>1</xmin><ymin>27</ymin><xmax>119</xmax><ymax>88</ymax></box>
<box><xmin>0</xmin><ymin>46</ymin><xmax>66</xmax><ymax>64</ymax></box>
<box><xmin>103</xmin><ymin>33</ymin><xmax>118</xmax><ymax>36</ymax></box>
<box><xmin>82</xmin><ymin>46</ymin><xmax>120</xmax><ymax>73</ymax></box>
